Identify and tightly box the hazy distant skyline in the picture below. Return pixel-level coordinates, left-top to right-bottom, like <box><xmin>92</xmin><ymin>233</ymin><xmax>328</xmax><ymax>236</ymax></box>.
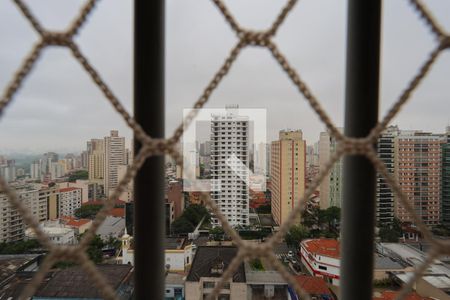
<box><xmin>1</xmin><ymin>0</ymin><xmax>449</xmax><ymax>154</ymax></box>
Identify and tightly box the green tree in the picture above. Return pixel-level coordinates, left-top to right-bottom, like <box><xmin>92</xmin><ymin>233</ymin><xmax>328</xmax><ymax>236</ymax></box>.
<box><xmin>74</xmin><ymin>204</ymin><xmax>103</xmax><ymax>219</ymax></box>
<box><xmin>285</xmin><ymin>225</ymin><xmax>309</xmax><ymax>247</ymax></box>
<box><xmin>68</xmin><ymin>170</ymin><xmax>89</xmax><ymax>182</ymax></box>
<box><xmin>256</xmin><ymin>205</ymin><xmax>271</xmax><ymax>214</ymax></box>
<box><xmin>209</xmin><ymin>227</ymin><xmax>225</xmax><ymax>241</ymax></box>
<box><xmin>171</xmin><ymin>217</ymin><xmax>195</xmax><ymax>234</ymax></box>
<box><xmin>86</xmin><ymin>234</ymin><xmax>104</xmax><ymax>264</ymax></box>
<box><xmin>0</xmin><ymin>239</ymin><xmax>41</xmax><ymax>254</ymax></box>
<box><xmin>183</xmin><ymin>204</ymin><xmax>210</xmax><ymax>225</ymax></box>
<box><xmin>379</xmin><ymin>227</ymin><xmax>400</xmax><ymax>242</ymax></box>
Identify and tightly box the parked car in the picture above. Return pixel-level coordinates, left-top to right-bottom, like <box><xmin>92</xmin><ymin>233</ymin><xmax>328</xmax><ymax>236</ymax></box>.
<box><xmin>287</xmin><ymin>250</ymin><xmax>293</xmax><ymax>258</ymax></box>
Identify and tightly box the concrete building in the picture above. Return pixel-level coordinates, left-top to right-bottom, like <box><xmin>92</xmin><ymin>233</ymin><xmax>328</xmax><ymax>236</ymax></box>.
<box><xmin>58</xmin><ymin>187</ymin><xmax>82</xmax><ymax>217</ymax></box>
<box><xmin>377</xmin><ymin>243</ymin><xmax>450</xmax><ymax>300</ymax></box>
<box><xmin>376</xmin><ymin>125</ymin><xmax>399</xmax><ymax>226</ymax></box>
<box><xmin>104</xmin><ymin>130</ymin><xmax>126</xmax><ymax>196</ymax></box>
<box><xmin>88</xmin><ymin>138</ymin><xmax>105</xmax><ymax>187</ymax></box>
<box><xmin>97</xmin><ymin>215</ymin><xmax>125</xmax><ymax>241</ymax></box>
<box><xmin>30</xmin><ymin>161</ymin><xmax>41</xmax><ymax>180</ymax></box>
<box><xmin>318</xmin><ymin>130</ymin><xmax>343</xmax><ymax>209</ymax></box>
<box><xmin>0</xmin><ymin>184</ymin><xmax>51</xmax><ymax>243</ymax></box>
<box><xmin>117</xmin><ymin>164</ymin><xmax>133</xmax><ymax>202</ymax></box>
<box><xmin>0</xmin><ymin>160</ymin><xmax>16</xmax><ymax>182</ymax></box>
<box><xmin>210</xmin><ymin>106</ymin><xmax>249</xmax><ymax>227</ymax></box>
<box><xmin>185</xmin><ymin>246</ymin><xmax>247</xmax><ymax>300</ymax></box>
<box><xmin>394</xmin><ymin>131</ymin><xmax>445</xmax><ymax>226</ymax></box>
<box><xmin>26</xmin><ymin>222</ymin><xmax>76</xmax><ymax>245</ymax></box>
<box><xmin>270</xmin><ymin>130</ymin><xmax>306</xmax><ymax>225</ymax></box>
<box><xmin>300</xmin><ymin>239</ymin><xmax>341</xmax><ymax>286</ymax></box>
<box><xmin>442</xmin><ymin>126</ymin><xmax>450</xmax><ymax>225</ymax></box>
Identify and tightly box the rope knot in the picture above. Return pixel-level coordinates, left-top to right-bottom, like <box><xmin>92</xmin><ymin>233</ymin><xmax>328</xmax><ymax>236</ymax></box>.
<box><xmin>339</xmin><ymin>138</ymin><xmax>373</xmax><ymax>155</ymax></box>
<box><xmin>440</xmin><ymin>36</ymin><xmax>450</xmax><ymax>50</ymax></box>
<box><xmin>240</xmin><ymin>30</ymin><xmax>270</xmax><ymax>47</ymax></box>
<box><xmin>43</xmin><ymin>32</ymin><xmax>71</xmax><ymax>46</ymax></box>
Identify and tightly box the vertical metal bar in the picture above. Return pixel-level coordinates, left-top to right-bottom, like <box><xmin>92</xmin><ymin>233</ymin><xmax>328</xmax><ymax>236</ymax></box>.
<box><xmin>134</xmin><ymin>0</ymin><xmax>165</xmax><ymax>299</ymax></box>
<box><xmin>341</xmin><ymin>1</ymin><xmax>382</xmax><ymax>299</ymax></box>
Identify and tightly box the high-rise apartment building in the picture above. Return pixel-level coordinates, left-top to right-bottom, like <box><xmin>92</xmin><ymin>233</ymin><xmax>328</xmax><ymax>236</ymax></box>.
<box><xmin>88</xmin><ymin>138</ymin><xmax>105</xmax><ymax>185</ymax></box>
<box><xmin>0</xmin><ymin>160</ymin><xmax>16</xmax><ymax>182</ymax></box>
<box><xmin>30</xmin><ymin>161</ymin><xmax>41</xmax><ymax>180</ymax></box>
<box><xmin>104</xmin><ymin>130</ymin><xmax>126</xmax><ymax>196</ymax></box>
<box><xmin>210</xmin><ymin>106</ymin><xmax>249</xmax><ymax>227</ymax></box>
<box><xmin>394</xmin><ymin>131</ymin><xmax>445</xmax><ymax>226</ymax></box>
<box><xmin>318</xmin><ymin>130</ymin><xmax>343</xmax><ymax>209</ymax></box>
<box><xmin>376</xmin><ymin>126</ymin><xmax>399</xmax><ymax>226</ymax></box>
<box><xmin>0</xmin><ymin>184</ymin><xmax>52</xmax><ymax>243</ymax></box>
<box><xmin>270</xmin><ymin>130</ymin><xmax>306</xmax><ymax>225</ymax></box>
<box><xmin>441</xmin><ymin>127</ymin><xmax>450</xmax><ymax>225</ymax></box>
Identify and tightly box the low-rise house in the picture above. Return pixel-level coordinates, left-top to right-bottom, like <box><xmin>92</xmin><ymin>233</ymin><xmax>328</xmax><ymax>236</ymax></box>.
<box><xmin>60</xmin><ymin>216</ymin><xmax>92</xmax><ymax>235</ymax></box>
<box><xmin>97</xmin><ymin>216</ymin><xmax>125</xmax><ymax>241</ymax></box>
<box><xmin>185</xmin><ymin>246</ymin><xmax>246</xmax><ymax>300</ymax></box>
<box><xmin>25</xmin><ymin>222</ymin><xmax>76</xmax><ymax>245</ymax></box>
<box><xmin>245</xmin><ymin>266</ymin><xmax>289</xmax><ymax>299</ymax></box>
<box><xmin>295</xmin><ymin>275</ymin><xmax>334</xmax><ymax>300</ymax></box>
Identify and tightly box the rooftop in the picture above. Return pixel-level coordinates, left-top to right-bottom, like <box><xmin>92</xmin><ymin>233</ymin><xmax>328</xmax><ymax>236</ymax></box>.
<box><xmin>59</xmin><ymin>187</ymin><xmax>80</xmax><ymax>193</ymax></box>
<box><xmin>35</xmin><ymin>265</ymin><xmax>133</xmax><ymax>298</ymax></box>
<box><xmin>186</xmin><ymin>246</ymin><xmax>246</xmax><ymax>282</ymax></box>
<box><xmin>373</xmin><ymin>291</ymin><xmax>433</xmax><ymax>300</ymax></box>
<box><xmin>302</xmin><ymin>239</ymin><xmax>340</xmax><ymax>259</ymax></box>
<box><xmin>61</xmin><ymin>216</ymin><xmax>92</xmax><ymax>228</ymax></box>
<box><xmin>295</xmin><ymin>275</ymin><xmax>332</xmax><ymax>295</ymax></box>
<box><xmin>374</xmin><ymin>255</ymin><xmax>405</xmax><ymax>270</ymax></box>
<box><xmin>0</xmin><ymin>254</ymin><xmax>39</xmax><ymax>283</ymax></box>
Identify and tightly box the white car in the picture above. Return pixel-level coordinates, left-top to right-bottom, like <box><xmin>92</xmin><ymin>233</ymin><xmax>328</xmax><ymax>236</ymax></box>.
<box><xmin>287</xmin><ymin>251</ymin><xmax>294</xmax><ymax>258</ymax></box>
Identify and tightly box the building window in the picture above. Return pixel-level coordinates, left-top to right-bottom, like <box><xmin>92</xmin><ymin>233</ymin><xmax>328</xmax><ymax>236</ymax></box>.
<box><xmin>318</xmin><ymin>265</ymin><xmax>327</xmax><ymax>271</ymax></box>
<box><xmin>203</xmin><ymin>281</ymin><xmax>215</xmax><ymax>289</ymax></box>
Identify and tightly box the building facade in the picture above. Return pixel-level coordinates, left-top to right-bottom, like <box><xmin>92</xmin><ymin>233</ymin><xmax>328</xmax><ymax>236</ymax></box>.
<box><xmin>270</xmin><ymin>130</ymin><xmax>306</xmax><ymax>225</ymax></box>
<box><xmin>210</xmin><ymin>106</ymin><xmax>249</xmax><ymax>227</ymax></box>
<box><xmin>58</xmin><ymin>187</ymin><xmax>82</xmax><ymax>217</ymax></box>
<box><xmin>318</xmin><ymin>130</ymin><xmax>343</xmax><ymax>209</ymax></box>
<box><xmin>394</xmin><ymin>131</ymin><xmax>445</xmax><ymax>226</ymax></box>
<box><xmin>376</xmin><ymin>125</ymin><xmax>399</xmax><ymax>226</ymax></box>
<box><xmin>104</xmin><ymin>130</ymin><xmax>126</xmax><ymax>196</ymax></box>
<box><xmin>442</xmin><ymin>127</ymin><xmax>450</xmax><ymax>225</ymax></box>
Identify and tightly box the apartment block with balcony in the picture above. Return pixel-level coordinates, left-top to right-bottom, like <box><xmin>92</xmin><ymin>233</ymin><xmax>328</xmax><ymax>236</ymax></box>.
<box><xmin>394</xmin><ymin>131</ymin><xmax>445</xmax><ymax>226</ymax></box>
<box><xmin>442</xmin><ymin>127</ymin><xmax>450</xmax><ymax>225</ymax></box>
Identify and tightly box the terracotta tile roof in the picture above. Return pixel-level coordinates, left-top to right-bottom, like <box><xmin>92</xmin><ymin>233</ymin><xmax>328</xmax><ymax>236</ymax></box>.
<box><xmin>59</xmin><ymin>187</ymin><xmax>80</xmax><ymax>193</ymax></box>
<box><xmin>373</xmin><ymin>291</ymin><xmax>433</xmax><ymax>300</ymax></box>
<box><xmin>295</xmin><ymin>275</ymin><xmax>331</xmax><ymax>295</ymax></box>
<box><xmin>60</xmin><ymin>216</ymin><xmax>91</xmax><ymax>228</ymax></box>
<box><xmin>109</xmin><ymin>208</ymin><xmax>125</xmax><ymax>218</ymax></box>
<box><xmin>302</xmin><ymin>239</ymin><xmax>340</xmax><ymax>259</ymax></box>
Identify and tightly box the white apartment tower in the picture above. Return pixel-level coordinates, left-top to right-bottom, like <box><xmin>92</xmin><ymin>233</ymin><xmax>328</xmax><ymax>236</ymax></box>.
<box><xmin>210</xmin><ymin>106</ymin><xmax>249</xmax><ymax>227</ymax></box>
<box><xmin>104</xmin><ymin>130</ymin><xmax>126</xmax><ymax>196</ymax></box>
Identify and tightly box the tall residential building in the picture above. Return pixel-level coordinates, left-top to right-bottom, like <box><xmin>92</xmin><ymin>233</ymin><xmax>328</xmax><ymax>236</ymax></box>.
<box><xmin>210</xmin><ymin>106</ymin><xmax>249</xmax><ymax>227</ymax></box>
<box><xmin>394</xmin><ymin>131</ymin><xmax>445</xmax><ymax>226</ymax></box>
<box><xmin>376</xmin><ymin>125</ymin><xmax>399</xmax><ymax>226</ymax></box>
<box><xmin>0</xmin><ymin>160</ymin><xmax>16</xmax><ymax>182</ymax></box>
<box><xmin>441</xmin><ymin>127</ymin><xmax>450</xmax><ymax>225</ymax></box>
<box><xmin>30</xmin><ymin>161</ymin><xmax>41</xmax><ymax>180</ymax></box>
<box><xmin>58</xmin><ymin>187</ymin><xmax>82</xmax><ymax>217</ymax></box>
<box><xmin>270</xmin><ymin>130</ymin><xmax>306</xmax><ymax>225</ymax></box>
<box><xmin>104</xmin><ymin>130</ymin><xmax>126</xmax><ymax>196</ymax></box>
<box><xmin>318</xmin><ymin>130</ymin><xmax>343</xmax><ymax>209</ymax></box>
<box><xmin>88</xmin><ymin>138</ymin><xmax>105</xmax><ymax>185</ymax></box>
<box><xmin>0</xmin><ymin>184</ymin><xmax>53</xmax><ymax>243</ymax></box>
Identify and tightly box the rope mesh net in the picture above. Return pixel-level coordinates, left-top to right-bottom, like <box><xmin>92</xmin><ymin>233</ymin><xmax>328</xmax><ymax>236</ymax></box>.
<box><xmin>0</xmin><ymin>0</ymin><xmax>449</xmax><ymax>299</ymax></box>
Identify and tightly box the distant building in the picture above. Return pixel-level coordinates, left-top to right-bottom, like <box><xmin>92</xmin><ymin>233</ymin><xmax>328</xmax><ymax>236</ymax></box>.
<box><xmin>97</xmin><ymin>215</ymin><xmax>125</xmax><ymax>241</ymax></box>
<box><xmin>104</xmin><ymin>130</ymin><xmax>126</xmax><ymax>196</ymax></box>
<box><xmin>210</xmin><ymin>106</ymin><xmax>250</xmax><ymax>227</ymax></box>
<box><xmin>26</xmin><ymin>223</ymin><xmax>76</xmax><ymax>245</ymax></box>
<box><xmin>442</xmin><ymin>126</ymin><xmax>450</xmax><ymax>225</ymax></box>
<box><xmin>318</xmin><ymin>130</ymin><xmax>343</xmax><ymax>209</ymax></box>
<box><xmin>0</xmin><ymin>159</ymin><xmax>16</xmax><ymax>182</ymax></box>
<box><xmin>376</xmin><ymin>125</ymin><xmax>399</xmax><ymax>226</ymax></box>
<box><xmin>394</xmin><ymin>131</ymin><xmax>445</xmax><ymax>225</ymax></box>
<box><xmin>58</xmin><ymin>187</ymin><xmax>82</xmax><ymax>217</ymax></box>
<box><xmin>185</xmin><ymin>246</ymin><xmax>247</xmax><ymax>300</ymax></box>
<box><xmin>270</xmin><ymin>130</ymin><xmax>306</xmax><ymax>225</ymax></box>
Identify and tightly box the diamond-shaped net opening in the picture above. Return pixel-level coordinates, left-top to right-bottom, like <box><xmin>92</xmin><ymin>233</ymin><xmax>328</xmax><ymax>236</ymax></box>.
<box><xmin>0</xmin><ymin>0</ymin><xmax>449</xmax><ymax>299</ymax></box>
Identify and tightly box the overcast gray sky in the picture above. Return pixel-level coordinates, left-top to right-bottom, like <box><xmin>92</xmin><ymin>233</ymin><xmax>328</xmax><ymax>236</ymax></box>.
<box><xmin>0</xmin><ymin>0</ymin><xmax>449</xmax><ymax>154</ymax></box>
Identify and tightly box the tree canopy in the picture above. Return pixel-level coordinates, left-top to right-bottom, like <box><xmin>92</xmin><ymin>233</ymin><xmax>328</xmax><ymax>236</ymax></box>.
<box><xmin>74</xmin><ymin>204</ymin><xmax>103</xmax><ymax>219</ymax></box>
<box><xmin>170</xmin><ymin>204</ymin><xmax>211</xmax><ymax>234</ymax></box>
<box><xmin>285</xmin><ymin>225</ymin><xmax>309</xmax><ymax>247</ymax></box>
<box><xmin>68</xmin><ymin>170</ymin><xmax>88</xmax><ymax>182</ymax></box>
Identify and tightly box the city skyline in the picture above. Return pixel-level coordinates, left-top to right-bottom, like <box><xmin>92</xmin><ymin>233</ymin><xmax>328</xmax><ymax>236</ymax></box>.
<box><xmin>1</xmin><ymin>1</ymin><xmax>450</xmax><ymax>153</ymax></box>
